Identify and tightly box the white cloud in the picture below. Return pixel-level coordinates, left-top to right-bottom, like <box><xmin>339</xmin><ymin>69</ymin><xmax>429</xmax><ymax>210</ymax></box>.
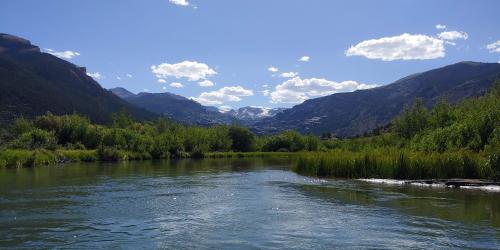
<box><xmin>299</xmin><ymin>56</ymin><xmax>310</xmax><ymax>62</ymax></box>
<box><xmin>270</xmin><ymin>77</ymin><xmax>378</xmax><ymax>103</ymax></box>
<box><xmin>169</xmin><ymin>82</ymin><xmax>184</xmax><ymax>88</ymax></box>
<box><xmin>158</xmin><ymin>79</ymin><xmax>167</xmax><ymax>83</ymax></box>
<box><xmin>218</xmin><ymin>105</ymin><xmax>232</xmax><ymax>113</ymax></box>
<box><xmin>191</xmin><ymin>86</ymin><xmax>253</xmax><ymax>105</ymax></box>
<box><xmin>151</xmin><ymin>60</ymin><xmax>216</xmax><ymax>82</ymax></box>
<box><xmin>486</xmin><ymin>40</ymin><xmax>500</xmax><ymax>53</ymax></box>
<box><xmin>268</xmin><ymin>66</ymin><xmax>279</xmax><ymax>72</ymax></box>
<box><xmin>45</xmin><ymin>49</ymin><xmax>80</xmax><ymax>59</ymax></box>
<box><xmin>86</xmin><ymin>72</ymin><xmax>103</xmax><ymax>80</ymax></box>
<box><xmin>345</xmin><ymin>33</ymin><xmax>445</xmax><ymax>61</ymax></box>
<box><xmin>262</xmin><ymin>84</ymin><xmax>269</xmax><ymax>88</ymax></box>
<box><xmin>279</xmin><ymin>72</ymin><xmax>299</xmax><ymax>78</ymax></box>
<box><xmin>435</xmin><ymin>24</ymin><xmax>446</xmax><ymax>30</ymax></box>
<box><xmin>116</xmin><ymin>76</ymin><xmax>122</xmax><ymax>80</ymax></box>
<box><xmin>438</xmin><ymin>31</ymin><xmax>468</xmax><ymax>41</ymax></box>
<box><xmin>198</xmin><ymin>80</ymin><xmax>215</xmax><ymax>87</ymax></box>
<box><xmin>126</xmin><ymin>74</ymin><xmax>133</xmax><ymax>78</ymax></box>
<box><xmin>169</xmin><ymin>0</ymin><xmax>189</xmax><ymax>6</ymax></box>
<box><xmin>262</xmin><ymin>89</ymin><xmax>270</xmax><ymax>96</ymax></box>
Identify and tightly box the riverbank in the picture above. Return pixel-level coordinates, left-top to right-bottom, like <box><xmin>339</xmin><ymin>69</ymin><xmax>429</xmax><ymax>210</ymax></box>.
<box><xmin>294</xmin><ymin>150</ymin><xmax>499</xmax><ymax>180</ymax></box>
<box><xmin>0</xmin><ymin>149</ymin><xmax>293</xmax><ymax>168</ymax></box>
<box><xmin>358</xmin><ymin>178</ymin><xmax>500</xmax><ymax>192</ymax></box>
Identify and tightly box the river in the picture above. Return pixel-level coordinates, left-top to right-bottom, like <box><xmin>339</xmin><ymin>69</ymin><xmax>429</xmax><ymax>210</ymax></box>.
<box><xmin>0</xmin><ymin>158</ymin><xmax>499</xmax><ymax>249</ymax></box>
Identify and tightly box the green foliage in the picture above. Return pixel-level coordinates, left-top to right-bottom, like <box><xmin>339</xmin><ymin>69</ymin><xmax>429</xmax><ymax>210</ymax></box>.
<box><xmin>295</xmin><ymin>150</ymin><xmax>493</xmax><ymax>179</ymax></box>
<box><xmin>394</xmin><ymin>98</ymin><xmax>430</xmax><ymax>139</ymax></box>
<box><xmin>0</xmin><ymin>149</ymin><xmax>58</xmax><ymax>167</ymax></box>
<box><xmin>228</xmin><ymin>126</ymin><xmax>255</xmax><ymax>152</ymax></box>
<box><xmin>13</xmin><ymin>129</ymin><xmax>57</xmax><ymax>150</ymax></box>
<box><xmin>112</xmin><ymin>110</ymin><xmax>134</xmax><ymax>128</ymax></box>
<box><xmin>262</xmin><ymin>131</ymin><xmax>319</xmax><ymax>152</ymax></box>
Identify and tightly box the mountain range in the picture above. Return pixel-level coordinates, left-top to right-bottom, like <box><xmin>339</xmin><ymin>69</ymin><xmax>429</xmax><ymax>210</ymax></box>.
<box><xmin>253</xmin><ymin>61</ymin><xmax>500</xmax><ymax>136</ymax></box>
<box><xmin>109</xmin><ymin>87</ymin><xmax>236</xmax><ymax>126</ymax></box>
<box><xmin>1</xmin><ymin>33</ymin><xmax>499</xmax><ymax>137</ymax></box>
<box><xmin>0</xmin><ymin>33</ymin><xmax>155</xmax><ymax>125</ymax></box>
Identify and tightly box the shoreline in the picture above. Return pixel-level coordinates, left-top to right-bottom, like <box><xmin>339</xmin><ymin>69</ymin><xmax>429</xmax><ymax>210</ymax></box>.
<box><xmin>358</xmin><ymin>178</ymin><xmax>500</xmax><ymax>192</ymax></box>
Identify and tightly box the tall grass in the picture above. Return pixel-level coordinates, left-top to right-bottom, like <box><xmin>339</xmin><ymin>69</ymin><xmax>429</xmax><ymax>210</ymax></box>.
<box><xmin>295</xmin><ymin>149</ymin><xmax>493</xmax><ymax>179</ymax></box>
<box><xmin>0</xmin><ymin>149</ymin><xmax>58</xmax><ymax>168</ymax></box>
<box><xmin>205</xmin><ymin>151</ymin><xmax>292</xmax><ymax>158</ymax></box>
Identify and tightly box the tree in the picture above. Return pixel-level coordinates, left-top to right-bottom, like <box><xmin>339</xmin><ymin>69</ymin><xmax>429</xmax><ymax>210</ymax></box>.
<box><xmin>228</xmin><ymin>126</ymin><xmax>255</xmax><ymax>152</ymax></box>
<box><xmin>394</xmin><ymin>98</ymin><xmax>430</xmax><ymax>139</ymax></box>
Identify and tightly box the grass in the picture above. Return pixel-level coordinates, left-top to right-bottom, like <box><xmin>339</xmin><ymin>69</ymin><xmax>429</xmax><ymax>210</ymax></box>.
<box><xmin>56</xmin><ymin>149</ymin><xmax>99</xmax><ymax>162</ymax></box>
<box><xmin>1</xmin><ymin>147</ymin><xmax>494</xmax><ymax>181</ymax></box>
<box><xmin>0</xmin><ymin>149</ymin><xmax>292</xmax><ymax>168</ymax></box>
<box><xmin>294</xmin><ymin>149</ymin><xmax>494</xmax><ymax>180</ymax></box>
<box><xmin>0</xmin><ymin>149</ymin><xmax>58</xmax><ymax>168</ymax></box>
<box><xmin>204</xmin><ymin>151</ymin><xmax>292</xmax><ymax>158</ymax></box>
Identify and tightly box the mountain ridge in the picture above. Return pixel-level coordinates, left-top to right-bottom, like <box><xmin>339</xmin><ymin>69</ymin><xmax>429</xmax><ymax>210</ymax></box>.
<box><xmin>109</xmin><ymin>88</ymin><xmax>237</xmax><ymax>126</ymax></box>
<box><xmin>0</xmin><ymin>33</ymin><xmax>157</xmax><ymax>125</ymax></box>
<box><xmin>253</xmin><ymin>61</ymin><xmax>500</xmax><ymax>137</ymax></box>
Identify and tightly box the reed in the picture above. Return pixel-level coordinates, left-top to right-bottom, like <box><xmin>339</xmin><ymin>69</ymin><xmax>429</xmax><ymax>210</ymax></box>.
<box><xmin>204</xmin><ymin>151</ymin><xmax>292</xmax><ymax>158</ymax></box>
<box><xmin>294</xmin><ymin>149</ymin><xmax>493</xmax><ymax>179</ymax></box>
<box><xmin>0</xmin><ymin>149</ymin><xmax>58</xmax><ymax>168</ymax></box>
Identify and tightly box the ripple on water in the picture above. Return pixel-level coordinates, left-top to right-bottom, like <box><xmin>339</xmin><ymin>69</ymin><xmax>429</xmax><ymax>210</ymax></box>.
<box><xmin>1</xmin><ymin>160</ymin><xmax>499</xmax><ymax>249</ymax></box>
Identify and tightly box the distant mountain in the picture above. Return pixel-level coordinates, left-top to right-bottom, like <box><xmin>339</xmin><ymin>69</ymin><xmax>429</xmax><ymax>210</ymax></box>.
<box><xmin>224</xmin><ymin>106</ymin><xmax>287</xmax><ymax>125</ymax></box>
<box><xmin>109</xmin><ymin>87</ymin><xmax>136</xmax><ymax>99</ymax></box>
<box><xmin>0</xmin><ymin>33</ymin><xmax>156</xmax><ymax>125</ymax></box>
<box><xmin>109</xmin><ymin>88</ymin><xmax>236</xmax><ymax>126</ymax></box>
<box><xmin>253</xmin><ymin>62</ymin><xmax>500</xmax><ymax>137</ymax></box>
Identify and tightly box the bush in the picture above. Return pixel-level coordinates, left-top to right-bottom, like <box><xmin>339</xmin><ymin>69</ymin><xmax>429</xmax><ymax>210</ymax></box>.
<box><xmin>228</xmin><ymin>126</ymin><xmax>255</xmax><ymax>152</ymax></box>
<box><xmin>13</xmin><ymin>129</ymin><xmax>57</xmax><ymax>150</ymax></box>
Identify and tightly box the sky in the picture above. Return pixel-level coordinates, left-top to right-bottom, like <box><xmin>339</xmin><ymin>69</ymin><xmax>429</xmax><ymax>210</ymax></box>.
<box><xmin>1</xmin><ymin>0</ymin><xmax>500</xmax><ymax>110</ymax></box>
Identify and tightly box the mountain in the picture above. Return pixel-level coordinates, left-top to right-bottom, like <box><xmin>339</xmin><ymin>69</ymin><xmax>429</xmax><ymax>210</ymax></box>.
<box><xmin>253</xmin><ymin>62</ymin><xmax>500</xmax><ymax>137</ymax></box>
<box><xmin>109</xmin><ymin>87</ymin><xmax>136</xmax><ymax>99</ymax></box>
<box><xmin>0</xmin><ymin>33</ymin><xmax>156</xmax><ymax>125</ymax></box>
<box><xmin>109</xmin><ymin>88</ymin><xmax>236</xmax><ymax>126</ymax></box>
<box><xmin>224</xmin><ymin>106</ymin><xmax>287</xmax><ymax>125</ymax></box>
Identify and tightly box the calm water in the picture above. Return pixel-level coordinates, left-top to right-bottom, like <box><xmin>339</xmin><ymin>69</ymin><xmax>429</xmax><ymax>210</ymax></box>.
<box><xmin>0</xmin><ymin>158</ymin><xmax>499</xmax><ymax>249</ymax></box>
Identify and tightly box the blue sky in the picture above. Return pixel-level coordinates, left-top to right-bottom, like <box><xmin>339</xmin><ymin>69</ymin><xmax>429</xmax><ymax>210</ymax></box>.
<box><xmin>1</xmin><ymin>0</ymin><xmax>499</xmax><ymax>109</ymax></box>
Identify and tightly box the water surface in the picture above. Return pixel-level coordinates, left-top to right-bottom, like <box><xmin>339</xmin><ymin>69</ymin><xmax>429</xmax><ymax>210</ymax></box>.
<box><xmin>1</xmin><ymin>158</ymin><xmax>499</xmax><ymax>249</ymax></box>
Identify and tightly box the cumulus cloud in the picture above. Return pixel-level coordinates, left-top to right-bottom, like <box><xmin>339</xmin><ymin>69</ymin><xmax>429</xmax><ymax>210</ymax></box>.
<box><xmin>116</xmin><ymin>76</ymin><xmax>122</xmax><ymax>80</ymax></box>
<box><xmin>169</xmin><ymin>82</ymin><xmax>184</xmax><ymax>88</ymax></box>
<box><xmin>299</xmin><ymin>56</ymin><xmax>310</xmax><ymax>62</ymax></box>
<box><xmin>486</xmin><ymin>40</ymin><xmax>500</xmax><ymax>53</ymax></box>
<box><xmin>268</xmin><ymin>66</ymin><xmax>279</xmax><ymax>72</ymax></box>
<box><xmin>169</xmin><ymin>0</ymin><xmax>189</xmax><ymax>6</ymax></box>
<box><xmin>151</xmin><ymin>60</ymin><xmax>216</xmax><ymax>82</ymax></box>
<box><xmin>279</xmin><ymin>72</ymin><xmax>299</xmax><ymax>78</ymax></box>
<box><xmin>438</xmin><ymin>31</ymin><xmax>468</xmax><ymax>40</ymax></box>
<box><xmin>198</xmin><ymin>80</ymin><xmax>215</xmax><ymax>87</ymax></box>
<box><xmin>270</xmin><ymin>77</ymin><xmax>378</xmax><ymax>103</ymax></box>
<box><xmin>45</xmin><ymin>49</ymin><xmax>80</xmax><ymax>59</ymax></box>
<box><xmin>262</xmin><ymin>89</ymin><xmax>270</xmax><ymax>96</ymax></box>
<box><xmin>86</xmin><ymin>72</ymin><xmax>103</xmax><ymax>80</ymax></box>
<box><xmin>346</xmin><ymin>33</ymin><xmax>445</xmax><ymax>61</ymax></box>
<box><xmin>158</xmin><ymin>79</ymin><xmax>167</xmax><ymax>83</ymax></box>
<box><xmin>435</xmin><ymin>24</ymin><xmax>446</xmax><ymax>30</ymax></box>
<box><xmin>126</xmin><ymin>74</ymin><xmax>133</xmax><ymax>78</ymax></box>
<box><xmin>191</xmin><ymin>86</ymin><xmax>253</xmax><ymax>105</ymax></box>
